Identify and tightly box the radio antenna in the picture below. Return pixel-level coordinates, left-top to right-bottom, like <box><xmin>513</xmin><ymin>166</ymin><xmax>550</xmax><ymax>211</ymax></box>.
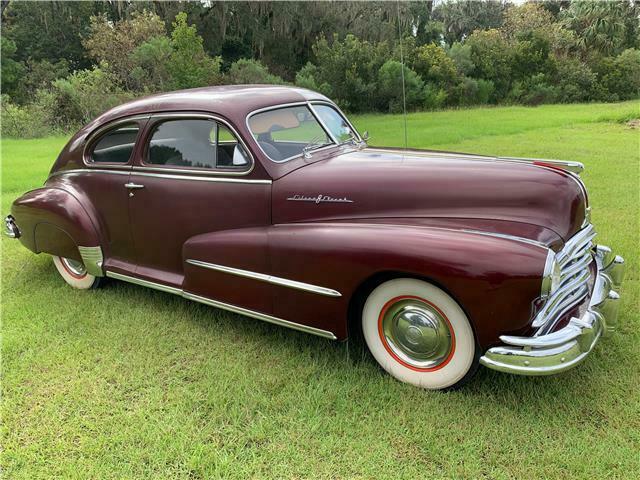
<box><xmin>396</xmin><ymin>0</ymin><xmax>408</xmax><ymax>151</ymax></box>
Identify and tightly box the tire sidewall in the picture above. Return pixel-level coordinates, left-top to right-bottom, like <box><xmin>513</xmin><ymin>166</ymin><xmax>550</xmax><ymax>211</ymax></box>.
<box><xmin>52</xmin><ymin>255</ymin><xmax>97</xmax><ymax>289</ymax></box>
<box><xmin>362</xmin><ymin>278</ymin><xmax>476</xmax><ymax>390</ymax></box>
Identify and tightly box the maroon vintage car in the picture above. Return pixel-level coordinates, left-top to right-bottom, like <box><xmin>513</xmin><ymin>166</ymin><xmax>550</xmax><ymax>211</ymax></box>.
<box><xmin>6</xmin><ymin>85</ymin><xmax>625</xmax><ymax>389</ymax></box>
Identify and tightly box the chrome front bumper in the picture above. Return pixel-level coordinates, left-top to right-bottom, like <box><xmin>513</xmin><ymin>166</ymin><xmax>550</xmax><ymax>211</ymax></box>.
<box><xmin>480</xmin><ymin>245</ymin><xmax>625</xmax><ymax>375</ymax></box>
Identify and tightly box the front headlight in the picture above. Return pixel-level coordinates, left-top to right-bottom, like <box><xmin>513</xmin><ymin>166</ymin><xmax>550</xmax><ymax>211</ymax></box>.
<box><xmin>541</xmin><ymin>250</ymin><xmax>561</xmax><ymax>298</ymax></box>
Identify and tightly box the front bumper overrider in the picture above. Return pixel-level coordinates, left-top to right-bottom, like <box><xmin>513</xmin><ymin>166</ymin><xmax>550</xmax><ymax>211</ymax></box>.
<box><xmin>480</xmin><ymin>245</ymin><xmax>625</xmax><ymax>375</ymax></box>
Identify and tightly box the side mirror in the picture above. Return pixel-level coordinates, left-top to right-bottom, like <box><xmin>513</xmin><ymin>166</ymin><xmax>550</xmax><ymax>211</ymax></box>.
<box><xmin>362</xmin><ymin>131</ymin><xmax>370</xmax><ymax>141</ymax></box>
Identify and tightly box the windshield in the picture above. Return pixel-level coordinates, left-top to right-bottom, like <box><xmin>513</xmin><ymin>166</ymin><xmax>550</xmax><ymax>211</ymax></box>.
<box><xmin>247</xmin><ymin>103</ymin><xmax>357</xmax><ymax>162</ymax></box>
<box><xmin>313</xmin><ymin>104</ymin><xmax>357</xmax><ymax>143</ymax></box>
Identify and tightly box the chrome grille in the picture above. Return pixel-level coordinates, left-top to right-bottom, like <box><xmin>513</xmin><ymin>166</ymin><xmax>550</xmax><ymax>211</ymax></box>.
<box><xmin>533</xmin><ymin>224</ymin><xmax>596</xmax><ymax>335</ymax></box>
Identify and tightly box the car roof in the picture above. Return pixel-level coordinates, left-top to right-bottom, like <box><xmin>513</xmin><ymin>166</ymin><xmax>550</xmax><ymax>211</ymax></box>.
<box><xmin>93</xmin><ymin>85</ymin><xmax>332</xmax><ymax>126</ymax></box>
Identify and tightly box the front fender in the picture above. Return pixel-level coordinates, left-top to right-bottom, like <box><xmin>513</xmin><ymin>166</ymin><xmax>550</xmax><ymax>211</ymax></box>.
<box><xmin>269</xmin><ymin>223</ymin><xmax>548</xmax><ymax>346</ymax></box>
<box><xmin>11</xmin><ymin>187</ymin><xmax>101</xmax><ymax>261</ymax></box>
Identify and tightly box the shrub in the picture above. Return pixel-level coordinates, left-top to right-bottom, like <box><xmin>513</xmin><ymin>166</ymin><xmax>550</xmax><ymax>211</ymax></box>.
<box><xmin>597</xmin><ymin>49</ymin><xmax>640</xmax><ymax>101</ymax></box>
<box><xmin>309</xmin><ymin>34</ymin><xmax>390</xmax><ymax>112</ymax></box>
<box><xmin>455</xmin><ymin>77</ymin><xmax>495</xmax><ymax>105</ymax></box>
<box><xmin>224</xmin><ymin>59</ymin><xmax>284</xmax><ymax>85</ymax></box>
<box><xmin>447</xmin><ymin>42</ymin><xmax>475</xmax><ymax>75</ymax></box>
<box><xmin>508</xmin><ymin>73</ymin><xmax>557</xmax><ymax>105</ymax></box>
<box><xmin>466</xmin><ymin>29</ymin><xmax>512</xmax><ymax>101</ymax></box>
<box><xmin>554</xmin><ymin>59</ymin><xmax>598</xmax><ymax>103</ymax></box>
<box><xmin>294</xmin><ymin>63</ymin><xmax>332</xmax><ymax>96</ymax></box>
<box><xmin>423</xmin><ymin>83</ymin><xmax>448</xmax><ymax>110</ymax></box>
<box><xmin>376</xmin><ymin>60</ymin><xmax>425</xmax><ymax>113</ymax></box>
<box><xmin>1</xmin><ymin>91</ymin><xmax>58</xmax><ymax>138</ymax></box>
<box><xmin>51</xmin><ymin>64</ymin><xmax>133</xmax><ymax>129</ymax></box>
<box><xmin>413</xmin><ymin>44</ymin><xmax>459</xmax><ymax>90</ymax></box>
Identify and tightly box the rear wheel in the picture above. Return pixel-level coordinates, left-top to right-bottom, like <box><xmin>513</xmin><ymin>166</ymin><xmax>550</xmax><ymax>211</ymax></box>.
<box><xmin>362</xmin><ymin>278</ymin><xmax>477</xmax><ymax>390</ymax></box>
<box><xmin>52</xmin><ymin>255</ymin><xmax>101</xmax><ymax>289</ymax></box>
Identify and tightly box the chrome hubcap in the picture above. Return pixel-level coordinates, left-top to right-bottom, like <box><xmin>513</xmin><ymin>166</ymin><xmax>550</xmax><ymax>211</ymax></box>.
<box><xmin>380</xmin><ymin>299</ymin><xmax>453</xmax><ymax>369</ymax></box>
<box><xmin>61</xmin><ymin>257</ymin><xmax>87</xmax><ymax>276</ymax></box>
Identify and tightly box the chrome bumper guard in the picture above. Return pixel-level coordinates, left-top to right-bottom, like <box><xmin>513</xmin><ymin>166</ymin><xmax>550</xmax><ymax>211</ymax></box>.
<box><xmin>480</xmin><ymin>245</ymin><xmax>625</xmax><ymax>375</ymax></box>
<box><xmin>4</xmin><ymin>215</ymin><xmax>20</xmax><ymax>238</ymax></box>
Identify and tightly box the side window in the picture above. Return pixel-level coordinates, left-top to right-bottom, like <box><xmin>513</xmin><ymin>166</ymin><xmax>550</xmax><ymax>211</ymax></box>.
<box><xmin>147</xmin><ymin>119</ymin><xmax>216</xmax><ymax>169</ymax></box>
<box><xmin>146</xmin><ymin>119</ymin><xmax>249</xmax><ymax>170</ymax></box>
<box><xmin>217</xmin><ymin>124</ymin><xmax>250</xmax><ymax>168</ymax></box>
<box><xmin>91</xmin><ymin>124</ymin><xmax>139</xmax><ymax>163</ymax></box>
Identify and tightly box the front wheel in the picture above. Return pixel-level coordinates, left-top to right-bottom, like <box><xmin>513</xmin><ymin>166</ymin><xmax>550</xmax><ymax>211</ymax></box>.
<box><xmin>52</xmin><ymin>255</ymin><xmax>101</xmax><ymax>289</ymax></box>
<box><xmin>362</xmin><ymin>278</ymin><xmax>477</xmax><ymax>390</ymax></box>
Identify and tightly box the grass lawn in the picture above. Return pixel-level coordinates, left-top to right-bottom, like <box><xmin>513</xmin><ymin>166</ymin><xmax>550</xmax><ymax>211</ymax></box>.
<box><xmin>2</xmin><ymin>101</ymin><xmax>639</xmax><ymax>479</ymax></box>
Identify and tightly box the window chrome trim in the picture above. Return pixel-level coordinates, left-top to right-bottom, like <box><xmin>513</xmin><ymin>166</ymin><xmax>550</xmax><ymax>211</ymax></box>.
<box><xmin>105</xmin><ymin>270</ymin><xmax>337</xmax><ymax>340</ymax></box>
<box><xmin>140</xmin><ymin>112</ymin><xmax>255</xmax><ymax>176</ymax></box>
<box><xmin>186</xmin><ymin>259</ymin><xmax>342</xmax><ymax>297</ymax></box>
<box><xmin>246</xmin><ymin>100</ymin><xmax>361</xmax><ymax>164</ymax></box>
<box><xmin>48</xmin><ymin>168</ymin><xmax>131</xmax><ymax>180</ymax></box>
<box><xmin>47</xmin><ymin>168</ymin><xmax>271</xmax><ymax>184</ymax></box>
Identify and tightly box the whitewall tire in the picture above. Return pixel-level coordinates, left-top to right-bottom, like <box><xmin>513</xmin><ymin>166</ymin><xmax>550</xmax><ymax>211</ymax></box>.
<box><xmin>52</xmin><ymin>255</ymin><xmax>100</xmax><ymax>289</ymax></box>
<box><xmin>362</xmin><ymin>278</ymin><xmax>477</xmax><ymax>390</ymax></box>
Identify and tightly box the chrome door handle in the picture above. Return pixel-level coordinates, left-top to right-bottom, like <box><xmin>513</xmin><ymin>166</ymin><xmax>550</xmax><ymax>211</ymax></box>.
<box><xmin>124</xmin><ymin>183</ymin><xmax>145</xmax><ymax>189</ymax></box>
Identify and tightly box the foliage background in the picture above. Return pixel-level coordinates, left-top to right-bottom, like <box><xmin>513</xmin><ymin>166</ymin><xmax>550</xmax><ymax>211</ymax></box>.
<box><xmin>1</xmin><ymin>0</ymin><xmax>639</xmax><ymax>137</ymax></box>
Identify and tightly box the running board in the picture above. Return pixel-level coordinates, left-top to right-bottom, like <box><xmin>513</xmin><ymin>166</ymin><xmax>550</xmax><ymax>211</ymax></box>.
<box><xmin>105</xmin><ymin>270</ymin><xmax>338</xmax><ymax>340</ymax></box>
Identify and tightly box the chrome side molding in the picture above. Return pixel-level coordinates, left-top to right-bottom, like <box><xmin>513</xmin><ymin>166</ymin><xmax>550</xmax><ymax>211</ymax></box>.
<box><xmin>186</xmin><ymin>259</ymin><xmax>342</xmax><ymax>297</ymax></box>
<box><xmin>183</xmin><ymin>291</ymin><xmax>337</xmax><ymax>339</ymax></box>
<box><xmin>105</xmin><ymin>270</ymin><xmax>338</xmax><ymax>340</ymax></box>
<box><xmin>106</xmin><ymin>271</ymin><xmax>182</xmax><ymax>295</ymax></box>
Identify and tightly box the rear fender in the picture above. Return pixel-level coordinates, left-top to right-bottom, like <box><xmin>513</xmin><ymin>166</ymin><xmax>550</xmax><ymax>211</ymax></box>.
<box><xmin>11</xmin><ymin>187</ymin><xmax>103</xmax><ymax>273</ymax></box>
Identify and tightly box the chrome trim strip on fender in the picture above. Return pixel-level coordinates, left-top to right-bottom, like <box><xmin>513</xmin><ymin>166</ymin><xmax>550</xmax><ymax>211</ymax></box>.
<box><xmin>460</xmin><ymin>229</ymin><xmax>548</xmax><ymax>249</ymax></box>
<box><xmin>182</xmin><ymin>292</ymin><xmax>338</xmax><ymax>339</ymax></box>
<box><xmin>48</xmin><ymin>168</ymin><xmax>272</xmax><ymax>185</ymax></box>
<box><xmin>185</xmin><ymin>259</ymin><xmax>342</xmax><ymax>297</ymax></box>
<box><xmin>106</xmin><ymin>271</ymin><xmax>183</xmax><ymax>295</ymax></box>
<box><xmin>105</xmin><ymin>269</ymin><xmax>338</xmax><ymax>340</ymax></box>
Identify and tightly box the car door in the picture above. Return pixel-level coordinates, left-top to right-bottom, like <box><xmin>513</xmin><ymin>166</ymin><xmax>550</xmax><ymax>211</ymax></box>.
<box><xmin>127</xmin><ymin>113</ymin><xmax>273</xmax><ymax>312</ymax></box>
<box><xmin>77</xmin><ymin>117</ymin><xmax>148</xmax><ymax>270</ymax></box>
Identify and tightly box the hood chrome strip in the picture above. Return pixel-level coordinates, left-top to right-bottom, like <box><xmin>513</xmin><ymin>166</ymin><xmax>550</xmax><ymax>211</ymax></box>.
<box><xmin>186</xmin><ymin>259</ymin><xmax>342</xmax><ymax>297</ymax></box>
<box><xmin>366</xmin><ymin>148</ymin><xmax>584</xmax><ymax>173</ymax></box>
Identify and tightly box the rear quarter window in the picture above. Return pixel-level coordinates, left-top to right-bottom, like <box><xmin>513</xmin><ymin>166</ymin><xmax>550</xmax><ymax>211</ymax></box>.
<box><xmin>91</xmin><ymin>124</ymin><xmax>140</xmax><ymax>163</ymax></box>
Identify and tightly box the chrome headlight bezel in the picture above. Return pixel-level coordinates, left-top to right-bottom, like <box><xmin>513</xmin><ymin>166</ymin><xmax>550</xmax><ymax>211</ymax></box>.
<box><xmin>541</xmin><ymin>250</ymin><xmax>561</xmax><ymax>299</ymax></box>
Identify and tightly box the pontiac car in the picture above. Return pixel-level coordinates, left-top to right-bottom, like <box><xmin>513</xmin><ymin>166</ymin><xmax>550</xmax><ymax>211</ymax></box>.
<box><xmin>5</xmin><ymin>85</ymin><xmax>625</xmax><ymax>390</ymax></box>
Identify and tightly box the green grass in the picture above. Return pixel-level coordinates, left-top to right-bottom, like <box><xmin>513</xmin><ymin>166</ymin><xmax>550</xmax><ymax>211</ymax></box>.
<box><xmin>2</xmin><ymin>101</ymin><xmax>639</xmax><ymax>479</ymax></box>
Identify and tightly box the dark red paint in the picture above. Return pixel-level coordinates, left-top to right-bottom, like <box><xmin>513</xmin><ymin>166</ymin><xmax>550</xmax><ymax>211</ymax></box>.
<box><xmin>11</xmin><ymin>86</ymin><xmax>588</xmax><ymax>348</ymax></box>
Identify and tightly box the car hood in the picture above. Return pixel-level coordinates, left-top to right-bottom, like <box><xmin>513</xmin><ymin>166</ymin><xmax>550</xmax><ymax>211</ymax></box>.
<box><xmin>272</xmin><ymin>148</ymin><xmax>588</xmax><ymax>247</ymax></box>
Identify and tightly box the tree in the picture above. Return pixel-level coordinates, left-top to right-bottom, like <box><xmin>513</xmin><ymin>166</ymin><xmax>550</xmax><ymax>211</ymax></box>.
<box><xmin>0</xmin><ymin>37</ymin><xmax>25</xmax><ymax>99</ymax></box>
<box><xmin>376</xmin><ymin>60</ymin><xmax>425</xmax><ymax>112</ymax></box>
<box><xmin>130</xmin><ymin>36</ymin><xmax>173</xmax><ymax>92</ymax></box>
<box><xmin>2</xmin><ymin>1</ymin><xmax>100</xmax><ymax>69</ymax></box>
<box><xmin>433</xmin><ymin>0</ymin><xmax>507</xmax><ymax>44</ymax></box>
<box><xmin>466</xmin><ymin>29</ymin><xmax>512</xmax><ymax>100</ymax></box>
<box><xmin>83</xmin><ymin>10</ymin><xmax>167</xmax><ymax>89</ymax></box>
<box><xmin>224</xmin><ymin>59</ymin><xmax>284</xmax><ymax>85</ymax></box>
<box><xmin>562</xmin><ymin>0</ymin><xmax>629</xmax><ymax>55</ymax></box>
<box><xmin>167</xmin><ymin>12</ymin><xmax>222</xmax><ymax>89</ymax></box>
